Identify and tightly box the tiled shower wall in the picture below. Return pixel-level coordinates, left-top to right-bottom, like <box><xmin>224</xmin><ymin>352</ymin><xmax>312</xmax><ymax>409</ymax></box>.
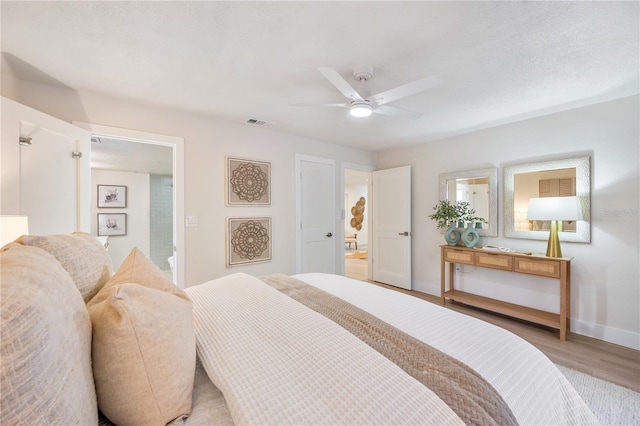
<box><xmin>150</xmin><ymin>174</ymin><xmax>173</xmax><ymax>271</ymax></box>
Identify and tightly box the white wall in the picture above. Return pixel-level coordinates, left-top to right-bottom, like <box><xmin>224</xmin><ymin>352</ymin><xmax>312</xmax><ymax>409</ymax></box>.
<box><xmin>91</xmin><ymin>169</ymin><xmax>150</xmax><ymax>270</ymax></box>
<box><xmin>2</xmin><ymin>77</ymin><xmax>377</xmax><ymax>286</ymax></box>
<box><xmin>377</xmin><ymin>95</ymin><xmax>640</xmax><ymax>350</ymax></box>
<box><xmin>4</xmin><ymin>75</ymin><xmax>637</xmax><ymax>349</ymax></box>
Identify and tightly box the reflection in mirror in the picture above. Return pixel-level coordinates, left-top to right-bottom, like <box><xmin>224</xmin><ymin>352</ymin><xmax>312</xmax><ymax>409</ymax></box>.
<box><xmin>504</xmin><ymin>156</ymin><xmax>590</xmax><ymax>242</ymax></box>
<box><xmin>439</xmin><ymin>167</ymin><xmax>498</xmax><ymax>237</ymax></box>
<box><xmin>514</xmin><ymin>168</ymin><xmax>577</xmax><ymax>232</ymax></box>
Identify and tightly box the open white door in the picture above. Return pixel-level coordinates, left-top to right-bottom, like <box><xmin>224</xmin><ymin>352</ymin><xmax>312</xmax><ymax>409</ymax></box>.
<box><xmin>1</xmin><ymin>97</ymin><xmax>90</xmax><ymax>234</ymax></box>
<box><xmin>371</xmin><ymin>165</ymin><xmax>412</xmax><ymax>289</ymax></box>
<box><xmin>296</xmin><ymin>154</ymin><xmax>335</xmax><ymax>274</ymax></box>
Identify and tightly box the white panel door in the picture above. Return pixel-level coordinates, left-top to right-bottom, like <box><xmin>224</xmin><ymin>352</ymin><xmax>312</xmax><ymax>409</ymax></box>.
<box><xmin>1</xmin><ymin>97</ymin><xmax>90</xmax><ymax>235</ymax></box>
<box><xmin>296</xmin><ymin>155</ymin><xmax>335</xmax><ymax>274</ymax></box>
<box><xmin>372</xmin><ymin>165</ymin><xmax>411</xmax><ymax>289</ymax></box>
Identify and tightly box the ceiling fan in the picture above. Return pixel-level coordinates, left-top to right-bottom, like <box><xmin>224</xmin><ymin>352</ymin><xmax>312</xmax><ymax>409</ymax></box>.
<box><xmin>293</xmin><ymin>65</ymin><xmax>440</xmax><ymax>120</ymax></box>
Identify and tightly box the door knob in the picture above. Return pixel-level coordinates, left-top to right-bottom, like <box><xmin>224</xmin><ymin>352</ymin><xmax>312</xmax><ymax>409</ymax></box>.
<box><xmin>326</xmin><ymin>232</ymin><xmax>333</xmax><ymax>237</ymax></box>
<box><xmin>398</xmin><ymin>231</ymin><xmax>410</xmax><ymax>236</ymax></box>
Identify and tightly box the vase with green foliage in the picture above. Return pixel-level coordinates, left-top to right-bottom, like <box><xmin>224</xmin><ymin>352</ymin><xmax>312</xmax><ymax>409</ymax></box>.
<box><xmin>429</xmin><ymin>200</ymin><xmax>459</xmax><ymax>245</ymax></box>
<box><xmin>430</xmin><ymin>200</ymin><xmax>487</xmax><ymax>246</ymax></box>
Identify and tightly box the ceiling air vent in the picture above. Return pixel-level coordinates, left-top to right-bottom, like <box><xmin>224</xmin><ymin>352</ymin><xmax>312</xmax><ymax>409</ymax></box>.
<box><xmin>246</xmin><ymin>118</ymin><xmax>274</xmax><ymax>127</ymax></box>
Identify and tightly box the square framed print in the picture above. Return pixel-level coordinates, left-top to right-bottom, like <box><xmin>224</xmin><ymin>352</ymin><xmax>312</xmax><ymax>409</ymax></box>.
<box><xmin>97</xmin><ymin>185</ymin><xmax>127</xmax><ymax>208</ymax></box>
<box><xmin>98</xmin><ymin>213</ymin><xmax>127</xmax><ymax>236</ymax></box>
<box><xmin>226</xmin><ymin>217</ymin><xmax>271</xmax><ymax>266</ymax></box>
<box><xmin>227</xmin><ymin>157</ymin><xmax>271</xmax><ymax>205</ymax></box>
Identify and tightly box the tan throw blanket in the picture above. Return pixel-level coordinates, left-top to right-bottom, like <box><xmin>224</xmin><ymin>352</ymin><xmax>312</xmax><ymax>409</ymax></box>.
<box><xmin>261</xmin><ymin>273</ymin><xmax>518</xmax><ymax>426</ymax></box>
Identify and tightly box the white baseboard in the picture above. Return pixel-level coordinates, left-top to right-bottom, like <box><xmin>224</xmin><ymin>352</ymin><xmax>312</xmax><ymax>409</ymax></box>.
<box><xmin>572</xmin><ymin>319</ymin><xmax>640</xmax><ymax>351</ymax></box>
<box><xmin>414</xmin><ymin>281</ymin><xmax>640</xmax><ymax>351</ymax></box>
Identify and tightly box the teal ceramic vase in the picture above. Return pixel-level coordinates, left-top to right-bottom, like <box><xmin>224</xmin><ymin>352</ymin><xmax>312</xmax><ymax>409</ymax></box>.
<box><xmin>444</xmin><ymin>222</ymin><xmax>461</xmax><ymax>246</ymax></box>
<box><xmin>461</xmin><ymin>222</ymin><xmax>480</xmax><ymax>248</ymax></box>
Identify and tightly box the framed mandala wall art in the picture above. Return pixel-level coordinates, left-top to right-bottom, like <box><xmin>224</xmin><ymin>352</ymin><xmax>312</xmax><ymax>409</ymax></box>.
<box><xmin>227</xmin><ymin>157</ymin><xmax>271</xmax><ymax>205</ymax></box>
<box><xmin>227</xmin><ymin>217</ymin><xmax>272</xmax><ymax>266</ymax></box>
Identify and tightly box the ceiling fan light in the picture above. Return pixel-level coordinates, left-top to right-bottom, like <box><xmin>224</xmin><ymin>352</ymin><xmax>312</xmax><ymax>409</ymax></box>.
<box><xmin>350</xmin><ymin>103</ymin><xmax>373</xmax><ymax>118</ymax></box>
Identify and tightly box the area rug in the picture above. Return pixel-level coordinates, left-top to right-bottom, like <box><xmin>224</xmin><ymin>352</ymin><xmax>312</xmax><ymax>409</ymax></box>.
<box><xmin>345</xmin><ymin>251</ymin><xmax>368</xmax><ymax>260</ymax></box>
<box><xmin>557</xmin><ymin>364</ymin><xmax>640</xmax><ymax>425</ymax></box>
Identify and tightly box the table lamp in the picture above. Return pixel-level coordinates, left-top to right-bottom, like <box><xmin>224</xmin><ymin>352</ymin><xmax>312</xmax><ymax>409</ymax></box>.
<box><xmin>0</xmin><ymin>215</ymin><xmax>29</xmax><ymax>247</ymax></box>
<box><xmin>526</xmin><ymin>197</ymin><xmax>581</xmax><ymax>258</ymax></box>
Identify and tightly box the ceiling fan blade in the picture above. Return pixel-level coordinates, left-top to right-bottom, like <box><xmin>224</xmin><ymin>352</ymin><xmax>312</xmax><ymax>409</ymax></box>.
<box><xmin>318</xmin><ymin>67</ymin><xmax>364</xmax><ymax>102</ymax></box>
<box><xmin>289</xmin><ymin>102</ymin><xmax>348</xmax><ymax>108</ymax></box>
<box><xmin>369</xmin><ymin>75</ymin><xmax>441</xmax><ymax>106</ymax></box>
<box><xmin>374</xmin><ymin>105</ymin><xmax>423</xmax><ymax>120</ymax></box>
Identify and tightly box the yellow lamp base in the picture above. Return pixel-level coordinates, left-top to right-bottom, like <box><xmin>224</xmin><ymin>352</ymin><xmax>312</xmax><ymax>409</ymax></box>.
<box><xmin>546</xmin><ymin>220</ymin><xmax>563</xmax><ymax>258</ymax></box>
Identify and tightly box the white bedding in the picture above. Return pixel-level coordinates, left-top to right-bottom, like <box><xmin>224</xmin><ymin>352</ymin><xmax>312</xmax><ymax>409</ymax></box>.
<box><xmin>187</xmin><ymin>273</ymin><xmax>462</xmax><ymax>425</ymax></box>
<box><xmin>184</xmin><ymin>272</ymin><xmax>598</xmax><ymax>425</ymax></box>
<box><xmin>294</xmin><ymin>273</ymin><xmax>599</xmax><ymax>425</ymax></box>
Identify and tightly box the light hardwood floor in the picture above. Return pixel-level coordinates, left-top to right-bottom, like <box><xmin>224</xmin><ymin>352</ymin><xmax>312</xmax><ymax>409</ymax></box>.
<box><xmin>344</xmin><ymin>257</ymin><xmax>640</xmax><ymax>392</ymax></box>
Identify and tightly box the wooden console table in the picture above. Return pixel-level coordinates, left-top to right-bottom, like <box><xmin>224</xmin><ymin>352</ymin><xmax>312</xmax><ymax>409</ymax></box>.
<box><xmin>440</xmin><ymin>245</ymin><xmax>572</xmax><ymax>340</ymax></box>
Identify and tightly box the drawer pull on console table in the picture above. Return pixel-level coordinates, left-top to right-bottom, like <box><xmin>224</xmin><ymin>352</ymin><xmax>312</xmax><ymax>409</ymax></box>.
<box><xmin>440</xmin><ymin>245</ymin><xmax>572</xmax><ymax>340</ymax></box>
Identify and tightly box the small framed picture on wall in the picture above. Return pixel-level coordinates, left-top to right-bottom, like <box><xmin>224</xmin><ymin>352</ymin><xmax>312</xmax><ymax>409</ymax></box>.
<box><xmin>226</xmin><ymin>157</ymin><xmax>271</xmax><ymax>206</ymax></box>
<box><xmin>97</xmin><ymin>185</ymin><xmax>127</xmax><ymax>208</ymax></box>
<box><xmin>98</xmin><ymin>213</ymin><xmax>127</xmax><ymax>236</ymax></box>
<box><xmin>226</xmin><ymin>217</ymin><xmax>272</xmax><ymax>266</ymax></box>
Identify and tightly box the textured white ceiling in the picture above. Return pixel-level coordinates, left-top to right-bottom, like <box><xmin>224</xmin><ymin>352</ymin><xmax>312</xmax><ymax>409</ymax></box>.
<box><xmin>2</xmin><ymin>1</ymin><xmax>638</xmax><ymax>152</ymax></box>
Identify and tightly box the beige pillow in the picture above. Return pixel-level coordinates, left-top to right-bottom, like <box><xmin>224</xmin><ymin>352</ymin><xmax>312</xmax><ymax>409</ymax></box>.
<box><xmin>0</xmin><ymin>243</ymin><xmax>98</xmax><ymax>424</ymax></box>
<box><xmin>18</xmin><ymin>232</ymin><xmax>113</xmax><ymax>302</ymax></box>
<box><xmin>88</xmin><ymin>246</ymin><xmax>179</xmax><ymax>308</ymax></box>
<box><xmin>89</xmin><ymin>248</ymin><xmax>195</xmax><ymax>426</ymax></box>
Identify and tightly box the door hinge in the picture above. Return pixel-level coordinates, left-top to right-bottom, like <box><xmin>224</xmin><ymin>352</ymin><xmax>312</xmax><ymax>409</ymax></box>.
<box><xmin>19</xmin><ymin>137</ymin><xmax>32</xmax><ymax>146</ymax></box>
<box><xmin>72</xmin><ymin>151</ymin><xmax>83</xmax><ymax>159</ymax></box>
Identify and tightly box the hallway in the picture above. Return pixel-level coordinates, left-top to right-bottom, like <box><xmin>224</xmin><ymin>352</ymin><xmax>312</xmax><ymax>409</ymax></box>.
<box><xmin>345</xmin><ymin>248</ymin><xmax>368</xmax><ymax>281</ymax></box>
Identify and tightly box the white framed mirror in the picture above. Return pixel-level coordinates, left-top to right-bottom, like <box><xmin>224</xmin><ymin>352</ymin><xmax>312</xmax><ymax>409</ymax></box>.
<box><xmin>504</xmin><ymin>156</ymin><xmax>591</xmax><ymax>242</ymax></box>
<box><xmin>439</xmin><ymin>167</ymin><xmax>498</xmax><ymax>237</ymax></box>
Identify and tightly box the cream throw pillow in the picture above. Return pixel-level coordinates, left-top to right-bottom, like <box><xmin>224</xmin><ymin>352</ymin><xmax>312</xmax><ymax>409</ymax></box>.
<box><xmin>89</xmin><ymin>248</ymin><xmax>195</xmax><ymax>426</ymax></box>
<box><xmin>0</xmin><ymin>243</ymin><xmax>98</xmax><ymax>424</ymax></box>
<box><xmin>87</xmin><ymin>246</ymin><xmax>180</xmax><ymax>308</ymax></box>
<box><xmin>18</xmin><ymin>232</ymin><xmax>113</xmax><ymax>302</ymax></box>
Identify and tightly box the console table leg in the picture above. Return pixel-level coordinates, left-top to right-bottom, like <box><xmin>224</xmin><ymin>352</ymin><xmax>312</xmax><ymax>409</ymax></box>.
<box><xmin>560</xmin><ymin>262</ymin><xmax>570</xmax><ymax>341</ymax></box>
<box><xmin>440</xmin><ymin>249</ymin><xmax>446</xmax><ymax>305</ymax></box>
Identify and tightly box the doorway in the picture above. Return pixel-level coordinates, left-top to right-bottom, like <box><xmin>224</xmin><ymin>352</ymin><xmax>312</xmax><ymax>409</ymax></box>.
<box><xmin>343</xmin><ymin>164</ymin><xmax>373</xmax><ymax>281</ymax></box>
<box><xmin>91</xmin><ymin>137</ymin><xmax>173</xmax><ymax>275</ymax></box>
<box><xmin>75</xmin><ymin>122</ymin><xmax>185</xmax><ymax>287</ymax></box>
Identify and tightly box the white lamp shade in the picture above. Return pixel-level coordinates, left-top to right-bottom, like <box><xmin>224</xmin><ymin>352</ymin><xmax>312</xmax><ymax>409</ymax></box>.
<box><xmin>0</xmin><ymin>215</ymin><xmax>29</xmax><ymax>247</ymax></box>
<box><xmin>527</xmin><ymin>196</ymin><xmax>582</xmax><ymax>221</ymax></box>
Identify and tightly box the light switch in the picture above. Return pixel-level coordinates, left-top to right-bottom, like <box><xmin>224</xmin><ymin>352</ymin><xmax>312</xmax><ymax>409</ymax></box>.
<box><xmin>186</xmin><ymin>216</ymin><xmax>198</xmax><ymax>227</ymax></box>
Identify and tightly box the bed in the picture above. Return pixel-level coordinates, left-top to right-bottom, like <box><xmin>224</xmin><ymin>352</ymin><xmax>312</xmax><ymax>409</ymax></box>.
<box><xmin>184</xmin><ymin>272</ymin><xmax>598</xmax><ymax>425</ymax></box>
<box><xmin>0</xmin><ymin>235</ymin><xmax>598</xmax><ymax>425</ymax></box>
